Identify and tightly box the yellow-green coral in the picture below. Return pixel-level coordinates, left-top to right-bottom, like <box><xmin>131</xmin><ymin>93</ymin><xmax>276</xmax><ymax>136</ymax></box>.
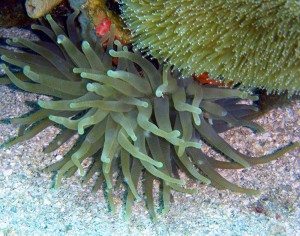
<box><xmin>121</xmin><ymin>0</ymin><xmax>300</xmax><ymax>95</ymax></box>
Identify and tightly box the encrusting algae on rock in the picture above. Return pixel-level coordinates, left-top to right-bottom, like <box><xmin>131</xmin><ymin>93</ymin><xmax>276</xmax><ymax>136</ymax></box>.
<box><xmin>0</xmin><ymin>10</ymin><xmax>299</xmax><ymax>220</ymax></box>
<box><xmin>85</xmin><ymin>0</ymin><xmax>131</xmax><ymax>43</ymax></box>
<box><xmin>121</xmin><ymin>0</ymin><xmax>300</xmax><ymax>95</ymax></box>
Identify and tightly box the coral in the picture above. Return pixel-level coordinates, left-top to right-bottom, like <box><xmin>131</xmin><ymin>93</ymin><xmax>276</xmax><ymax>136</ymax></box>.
<box><xmin>25</xmin><ymin>0</ymin><xmax>63</xmax><ymax>18</ymax></box>
<box><xmin>0</xmin><ymin>11</ymin><xmax>298</xmax><ymax>220</ymax></box>
<box><xmin>121</xmin><ymin>0</ymin><xmax>300</xmax><ymax>95</ymax></box>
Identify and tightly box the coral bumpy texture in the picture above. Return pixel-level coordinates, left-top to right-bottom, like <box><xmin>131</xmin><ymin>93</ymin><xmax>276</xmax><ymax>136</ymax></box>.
<box><xmin>0</xmin><ymin>11</ymin><xmax>298</xmax><ymax>220</ymax></box>
<box><xmin>121</xmin><ymin>0</ymin><xmax>300</xmax><ymax>95</ymax></box>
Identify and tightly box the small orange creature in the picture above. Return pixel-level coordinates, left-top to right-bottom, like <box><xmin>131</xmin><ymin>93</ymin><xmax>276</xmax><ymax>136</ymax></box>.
<box><xmin>95</xmin><ymin>18</ymin><xmax>120</xmax><ymax>66</ymax></box>
<box><xmin>95</xmin><ymin>17</ymin><xmax>112</xmax><ymax>37</ymax></box>
<box><xmin>194</xmin><ymin>72</ymin><xmax>233</xmax><ymax>87</ymax></box>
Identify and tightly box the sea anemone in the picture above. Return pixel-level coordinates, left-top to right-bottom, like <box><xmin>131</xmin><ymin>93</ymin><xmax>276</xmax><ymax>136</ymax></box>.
<box><xmin>121</xmin><ymin>0</ymin><xmax>300</xmax><ymax>95</ymax></box>
<box><xmin>0</xmin><ymin>11</ymin><xmax>298</xmax><ymax>220</ymax></box>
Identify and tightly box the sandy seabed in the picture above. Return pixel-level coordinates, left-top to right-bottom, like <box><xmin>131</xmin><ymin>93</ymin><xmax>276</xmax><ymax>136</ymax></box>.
<box><xmin>0</xmin><ymin>28</ymin><xmax>299</xmax><ymax>236</ymax></box>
